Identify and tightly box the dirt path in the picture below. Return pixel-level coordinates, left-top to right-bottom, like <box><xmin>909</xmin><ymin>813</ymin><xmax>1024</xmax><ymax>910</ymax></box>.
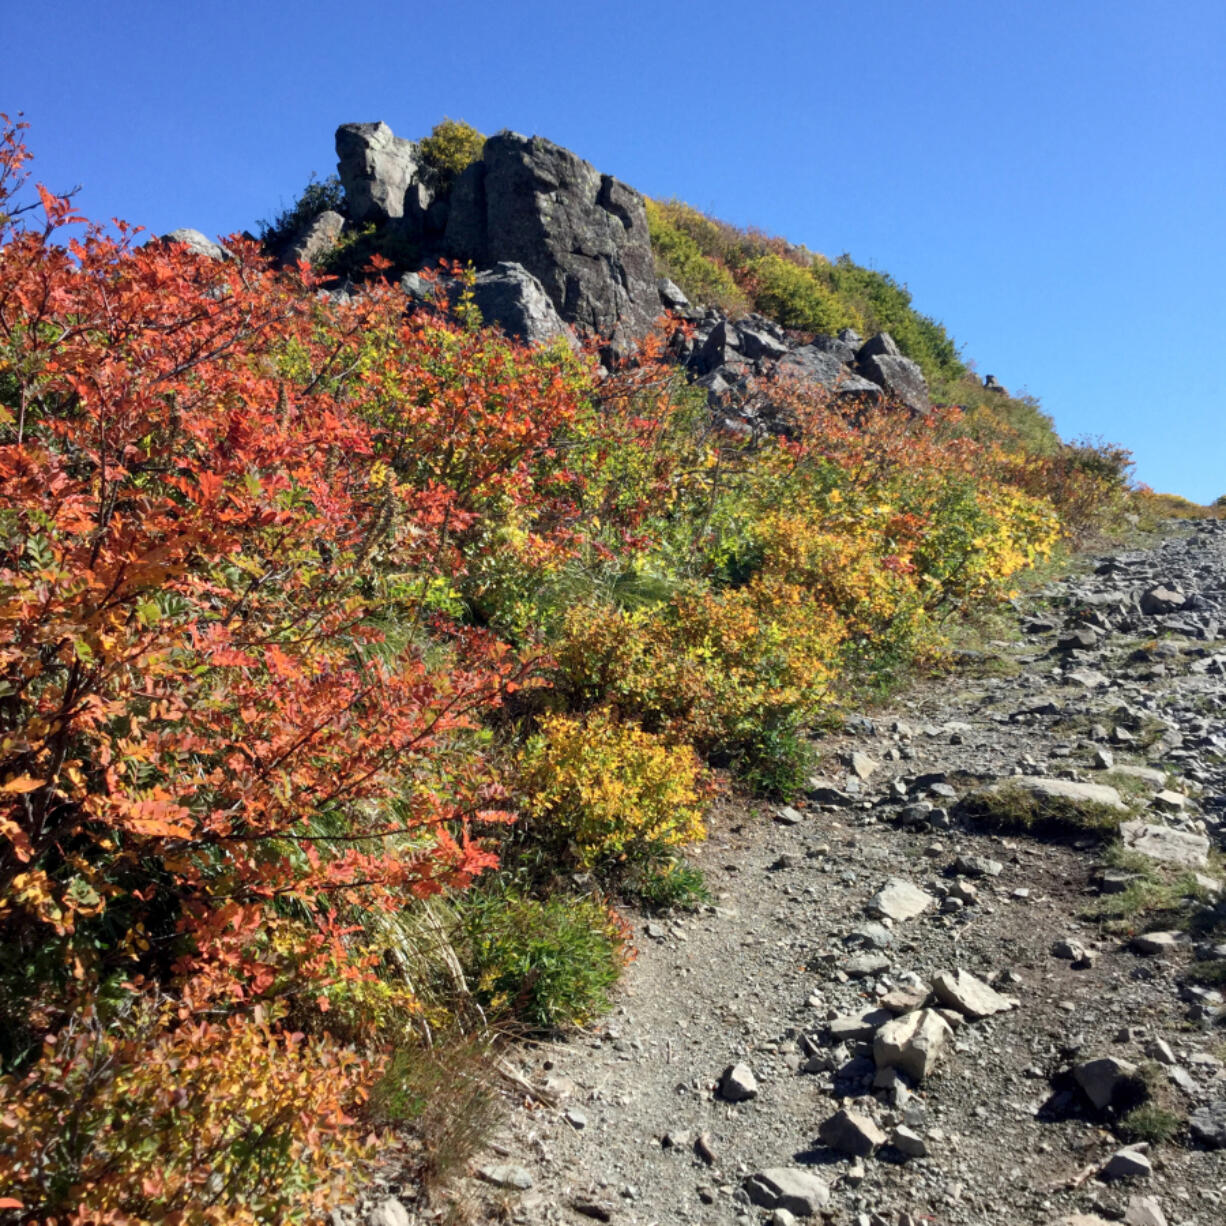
<box><xmin>447</xmin><ymin>521</ymin><xmax>1226</xmax><ymax>1226</ymax></box>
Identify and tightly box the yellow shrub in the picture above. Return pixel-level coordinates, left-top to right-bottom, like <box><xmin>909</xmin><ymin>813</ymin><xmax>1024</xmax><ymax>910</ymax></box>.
<box><xmin>517</xmin><ymin>711</ymin><xmax>705</xmax><ymax>868</ymax></box>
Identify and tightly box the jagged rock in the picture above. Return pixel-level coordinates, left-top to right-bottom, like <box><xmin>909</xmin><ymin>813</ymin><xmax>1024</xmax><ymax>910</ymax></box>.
<box><xmin>873</xmin><ymin>1009</ymin><xmax>952</xmax><ymax>1081</ymax></box>
<box><xmin>931</xmin><ymin>969</ymin><xmax>1016</xmax><ymax>1019</ymax></box>
<box><xmin>160</xmin><ymin>228</ymin><xmax>230</xmax><ymax>261</ymax></box>
<box><xmin>719</xmin><ymin>1062</ymin><xmax>758</xmax><ymax>1101</ymax></box>
<box><xmin>775</xmin><ymin>345</ymin><xmax>881</xmax><ymax>400</ymax></box>
<box><xmin>657</xmin><ymin>277</ymin><xmax>689</xmax><ymax>310</ymax></box>
<box><xmin>849</xmin><ymin>751</ymin><xmax>880</xmax><ymax>781</ymax></box>
<box><xmin>1120</xmin><ymin>820</ymin><xmax>1210</xmax><ymax>868</ymax></box>
<box><xmin>280</xmin><ymin>209</ymin><xmax>345</xmax><ymax>267</ymax></box>
<box><xmin>983</xmin><ymin>374</ymin><xmax>1009</xmax><ymax>395</ymax></box>
<box><xmin>1101</xmin><ymin>1147</ymin><xmax>1153</xmax><ymax>1180</ymax></box>
<box><xmin>1140</xmin><ymin>585</ymin><xmax>1186</xmax><ymax>615</ymax></box>
<box><xmin>335</xmin><ymin>122</ymin><xmax>419</xmax><ymax>224</ymax></box>
<box><xmin>818</xmin><ymin>1107</ymin><xmax>887</xmax><ymax>1156</ymax></box>
<box><xmin>809</xmin><ymin>332</ymin><xmax>860</xmax><ymax>364</ymax></box>
<box><xmin>467</xmin><ymin>262</ymin><xmax>577</xmax><ymax>347</ymax></box>
<box><xmin>745</xmin><ymin>1168</ymin><xmax>831</xmax><ymax>1216</ymax></box>
<box><xmin>446</xmin><ymin>132</ymin><xmax>659</xmax><ymax>347</ymax></box>
<box><xmin>1072</xmin><ymin>1055</ymin><xmax>1141</xmax><ymax>1110</ymax></box>
<box><xmin>891</xmin><ymin>1125</ymin><xmax>928</xmax><ymax>1157</ymax></box>
<box><xmin>867</xmin><ymin>877</ymin><xmax>934</xmax><ymax>922</ymax></box>
<box><xmin>858</xmin><ymin>332</ymin><xmax>901</xmax><ymax>361</ymax></box>
<box><xmin>828</xmin><ymin>1007</ymin><xmax>894</xmax><ymax>1041</ymax></box>
<box><xmin>857</xmin><ymin>351</ymin><xmax>931</xmax><ymax>414</ymax></box>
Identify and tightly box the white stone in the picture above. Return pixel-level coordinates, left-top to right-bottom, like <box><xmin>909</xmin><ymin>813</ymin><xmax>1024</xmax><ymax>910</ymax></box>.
<box><xmin>867</xmin><ymin>877</ymin><xmax>935</xmax><ymax>922</ymax></box>
<box><xmin>874</xmin><ymin>1009</ymin><xmax>952</xmax><ymax>1081</ymax></box>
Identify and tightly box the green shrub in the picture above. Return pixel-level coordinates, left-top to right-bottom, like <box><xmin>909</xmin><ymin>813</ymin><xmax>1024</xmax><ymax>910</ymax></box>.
<box><xmin>257</xmin><ymin>173</ymin><xmax>346</xmax><ymax>252</ymax></box>
<box><xmin>747</xmin><ymin>254</ymin><xmax>860</xmax><ymax>335</ymax></box>
<box><xmin>459</xmin><ymin>891</ymin><xmax>630</xmax><ymax>1031</ymax></box>
<box><xmin>625</xmin><ymin>857</ymin><xmax>710</xmax><ymax>913</ymax></box>
<box><xmin>646</xmin><ymin>200</ymin><xmax>747</xmax><ymax>313</ymax></box>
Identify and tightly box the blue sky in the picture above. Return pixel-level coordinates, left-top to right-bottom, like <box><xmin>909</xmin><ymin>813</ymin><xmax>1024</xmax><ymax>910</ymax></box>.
<box><xmin>6</xmin><ymin>0</ymin><xmax>1223</xmax><ymax>501</ymax></box>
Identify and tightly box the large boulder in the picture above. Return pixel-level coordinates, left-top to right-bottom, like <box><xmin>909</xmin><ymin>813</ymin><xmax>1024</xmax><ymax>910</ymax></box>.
<box><xmin>445</xmin><ymin>132</ymin><xmax>660</xmax><ymax>348</ymax></box>
<box><xmin>858</xmin><ymin>352</ymin><xmax>931</xmax><ymax>414</ymax></box>
<box><xmin>854</xmin><ymin>332</ymin><xmax>931</xmax><ymax>414</ymax></box>
<box><xmin>466</xmin><ymin>262</ymin><xmax>577</xmax><ymax>348</ymax></box>
<box><xmin>335</xmin><ymin>122</ymin><xmax>420</xmax><ymax>224</ymax></box>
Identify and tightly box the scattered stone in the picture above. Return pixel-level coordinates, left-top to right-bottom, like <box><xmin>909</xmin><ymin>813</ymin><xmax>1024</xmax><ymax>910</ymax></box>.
<box><xmin>1123</xmin><ymin>1197</ymin><xmax>1168</xmax><ymax>1226</ymax></box>
<box><xmin>719</xmin><ymin>1062</ymin><xmax>759</xmax><ymax>1102</ymax></box>
<box><xmin>849</xmin><ymin>751</ymin><xmax>880</xmax><ymax>781</ymax></box>
<box><xmin>874</xmin><ymin>1009</ymin><xmax>952</xmax><ymax>1081</ymax></box>
<box><xmin>866</xmin><ymin>877</ymin><xmax>935</xmax><ymax>922</ymax></box>
<box><xmin>744</xmin><ymin>1168</ymin><xmax>831</xmax><ymax>1216</ymax></box>
<box><xmin>891</xmin><ymin>1124</ymin><xmax>928</xmax><ymax>1157</ymax></box>
<box><xmin>1101</xmin><ymin>1147</ymin><xmax>1153</xmax><ymax>1180</ymax></box>
<box><xmin>1140</xmin><ymin>586</ymin><xmax>1186</xmax><ymax>615</ymax></box>
<box><xmin>954</xmin><ymin>854</ymin><xmax>1003</xmax><ymax>878</ymax></box>
<box><xmin>817</xmin><ymin>1107</ymin><xmax>887</xmax><ymax>1156</ymax></box>
<box><xmin>1151</xmin><ymin>789</ymin><xmax>1189</xmax><ymax>813</ymax></box>
<box><xmin>845</xmin><ymin>951</ymin><xmax>891</xmax><ymax>978</ymax></box>
<box><xmin>776</xmin><ymin>805</ymin><xmax>805</xmax><ymax>825</ymax></box>
<box><xmin>828</xmin><ymin>1008</ymin><xmax>894</xmax><ymax>1041</ymax></box>
<box><xmin>1131</xmin><ymin>931</ymin><xmax>1185</xmax><ymax>955</ymax></box>
<box><xmin>931</xmin><ymin>969</ymin><xmax>1017</xmax><ymax>1019</ymax></box>
<box><xmin>572</xmin><ymin>1199</ymin><xmax>615</xmax><ymax>1222</ymax></box>
<box><xmin>368</xmin><ymin>1198</ymin><xmax>410</xmax><ymax>1226</ymax></box>
<box><xmin>476</xmin><ymin>1163</ymin><xmax>533</xmax><ymax>1190</ymax></box>
<box><xmin>1072</xmin><ymin>1055</ymin><xmax>1141</xmax><ymax>1110</ymax></box>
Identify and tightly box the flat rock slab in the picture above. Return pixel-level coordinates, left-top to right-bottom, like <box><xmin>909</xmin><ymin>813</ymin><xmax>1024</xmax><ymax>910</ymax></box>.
<box><xmin>476</xmin><ymin>1164</ymin><xmax>533</xmax><ymax>1190</ymax></box>
<box><xmin>867</xmin><ymin>877</ymin><xmax>935</xmax><ymax>922</ymax></box>
<box><xmin>1121</xmin><ymin>820</ymin><xmax>1210</xmax><ymax>868</ymax></box>
<box><xmin>1004</xmin><ymin>775</ymin><xmax>1126</xmax><ymax>810</ymax></box>
<box><xmin>932</xmin><ymin>969</ymin><xmax>1017</xmax><ymax>1019</ymax></box>
<box><xmin>744</xmin><ymin>1167</ymin><xmax>831</xmax><ymax>1215</ymax></box>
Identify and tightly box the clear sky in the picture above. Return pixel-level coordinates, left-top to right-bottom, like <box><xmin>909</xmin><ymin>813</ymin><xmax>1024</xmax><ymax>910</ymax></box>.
<box><xmin>5</xmin><ymin>0</ymin><xmax>1223</xmax><ymax>501</ymax></box>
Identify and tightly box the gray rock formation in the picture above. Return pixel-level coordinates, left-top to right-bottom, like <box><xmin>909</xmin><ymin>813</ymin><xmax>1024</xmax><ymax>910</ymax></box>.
<box><xmin>335</xmin><ymin>122</ymin><xmax>420</xmax><ymax>224</ymax></box>
<box><xmin>280</xmin><ymin>210</ymin><xmax>345</xmax><ymax>268</ymax></box>
<box><xmin>467</xmin><ymin>262</ymin><xmax>577</xmax><ymax>348</ymax></box>
<box><xmin>855</xmin><ymin>333</ymin><xmax>931</xmax><ymax>414</ymax></box>
<box><xmin>446</xmin><ymin>132</ymin><xmax>660</xmax><ymax>347</ymax></box>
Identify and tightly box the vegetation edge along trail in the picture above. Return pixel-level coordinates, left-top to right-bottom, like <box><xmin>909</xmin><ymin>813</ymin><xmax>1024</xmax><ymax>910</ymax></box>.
<box><xmin>0</xmin><ymin>114</ymin><xmax>1220</xmax><ymax>1222</ymax></box>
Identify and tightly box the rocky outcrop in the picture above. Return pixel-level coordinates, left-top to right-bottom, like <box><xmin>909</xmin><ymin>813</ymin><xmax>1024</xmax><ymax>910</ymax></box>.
<box><xmin>444</xmin><ymin>132</ymin><xmax>660</xmax><ymax>349</ymax></box>
<box><xmin>335</xmin><ymin>122</ymin><xmax>421</xmax><ymax>225</ymax></box>
<box><xmin>466</xmin><ymin>262</ymin><xmax>577</xmax><ymax>348</ymax></box>
<box><xmin>273</xmin><ymin>123</ymin><xmax>940</xmax><ymax>421</ymax></box>
<box><xmin>280</xmin><ymin>209</ymin><xmax>345</xmax><ymax>268</ymax></box>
